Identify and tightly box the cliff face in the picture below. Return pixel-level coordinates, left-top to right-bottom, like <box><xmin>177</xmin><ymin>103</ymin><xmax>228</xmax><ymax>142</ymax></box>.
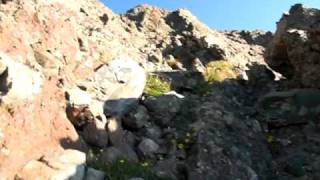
<box><xmin>0</xmin><ymin>0</ymin><xmax>319</xmax><ymax>179</ymax></box>
<box><xmin>267</xmin><ymin>4</ymin><xmax>320</xmax><ymax>88</ymax></box>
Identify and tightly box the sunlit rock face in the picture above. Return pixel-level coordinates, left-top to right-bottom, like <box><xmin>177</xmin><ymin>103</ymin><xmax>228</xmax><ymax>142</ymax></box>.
<box><xmin>266</xmin><ymin>4</ymin><xmax>320</xmax><ymax>88</ymax></box>
<box><xmin>0</xmin><ymin>0</ymin><xmax>279</xmax><ymax>179</ymax></box>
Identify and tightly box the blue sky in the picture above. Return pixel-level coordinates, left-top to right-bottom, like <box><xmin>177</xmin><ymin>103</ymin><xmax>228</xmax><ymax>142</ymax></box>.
<box><xmin>101</xmin><ymin>0</ymin><xmax>320</xmax><ymax>31</ymax></box>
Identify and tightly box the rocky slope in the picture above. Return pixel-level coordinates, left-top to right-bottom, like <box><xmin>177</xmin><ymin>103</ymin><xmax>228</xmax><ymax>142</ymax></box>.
<box><xmin>0</xmin><ymin>0</ymin><xmax>319</xmax><ymax>179</ymax></box>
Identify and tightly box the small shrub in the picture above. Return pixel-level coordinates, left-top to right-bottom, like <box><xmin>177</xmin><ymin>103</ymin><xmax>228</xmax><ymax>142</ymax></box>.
<box><xmin>204</xmin><ymin>60</ymin><xmax>237</xmax><ymax>83</ymax></box>
<box><xmin>192</xmin><ymin>60</ymin><xmax>237</xmax><ymax>96</ymax></box>
<box><xmin>144</xmin><ymin>75</ymin><xmax>171</xmax><ymax>97</ymax></box>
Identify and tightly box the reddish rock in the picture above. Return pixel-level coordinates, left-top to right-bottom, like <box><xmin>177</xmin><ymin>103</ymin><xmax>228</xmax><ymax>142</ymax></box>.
<box><xmin>0</xmin><ymin>78</ymin><xmax>82</xmax><ymax>179</ymax></box>
<box><xmin>0</xmin><ymin>1</ymin><xmax>95</xmax><ymax>178</ymax></box>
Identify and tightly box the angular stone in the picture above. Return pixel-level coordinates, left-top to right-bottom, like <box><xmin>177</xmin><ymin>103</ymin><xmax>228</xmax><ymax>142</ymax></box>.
<box><xmin>138</xmin><ymin>138</ymin><xmax>159</xmax><ymax>156</ymax></box>
<box><xmin>81</xmin><ymin>118</ymin><xmax>109</xmax><ymax>148</ymax></box>
<box><xmin>123</xmin><ymin>105</ymin><xmax>150</xmax><ymax>129</ymax></box>
<box><xmin>84</xmin><ymin>168</ymin><xmax>106</xmax><ymax>180</ymax></box>
<box><xmin>66</xmin><ymin>88</ymin><xmax>92</xmax><ymax>106</ymax></box>
<box><xmin>0</xmin><ymin>53</ymin><xmax>43</xmax><ymax>100</ymax></box>
<box><xmin>143</xmin><ymin>126</ymin><xmax>162</xmax><ymax>140</ymax></box>
<box><xmin>33</xmin><ymin>50</ymin><xmax>63</xmax><ymax>76</ymax></box>
<box><xmin>0</xmin><ymin>61</ymin><xmax>7</xmax><ymax>75</ymax></box>
<box><xmin>100</xmin><ymin>144</ymin><xmax>138</xmax><ymax>164</ymax></box>
<box><xmin>18</xmin><ymin>150</ymin><xmax>86</xmax><ymax>180</ymax></box>
<box><xmin>144</xmin><ymin>95</ymin><xmax>182</xmax><ymax>126</ymax></box>
<box><xmin>107</xmin><ymin>117</ymin><xmax>125</xmax><ymax>146</ymax></box>
<box><xmin>152</xmin><ymin>158</ymin><xmax>177</xmax><ymax>180</ymax></box>
<box><xmin>80</xmin><ymin>57</ymin><xmax>146</xmax><ymax>117</ymax></box>
<box><xmin>257</xmin><ymin>89</ymin><xmax>320</xmax><ymax>127</ymax></box>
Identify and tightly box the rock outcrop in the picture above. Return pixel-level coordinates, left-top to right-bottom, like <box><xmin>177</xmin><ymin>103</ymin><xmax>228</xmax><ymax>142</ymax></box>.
<box><xmin>0</xmin><ymin>0</ymin><xmax>273</xmax><ymax>178</ymax></box>
<box><xmin>266</xmin><ymin>4</ymin><xmax>320</xmax><ymax>88</ymax></box>
<box><xmin>2</xmin><ymin>0</ymin><xmax>320</xmax><ymax>179</ymax></box>
<box><xmin>121</xmin><ymin>5</ymin><xmax>269</xmax><ymax>74</ymax></box>
<box><xmin>259</xmin><ymin>5</ymin><xmax>320</xmax><ymax>180</ymax></box>
<box><xmin>0</xmin><ymin>0</ymin><xmax>117</xmax><ymax>178</ymax></box>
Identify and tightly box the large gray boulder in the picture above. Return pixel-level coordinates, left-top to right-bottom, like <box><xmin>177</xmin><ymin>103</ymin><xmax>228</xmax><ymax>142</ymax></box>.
<box><xmin>123</xmin><ymin>105</ymin><xmax>150</xmax><ymax>129</ymax></box>
<box><xmin>266</xmin><ymin>4</ymin><xmax>320</xmax><ymax>88</ymax></box>
<box><xmin>66</xmin><ymin>57</ymin><xmax>146</xmax><ymax>149</ymax></box>
<box><xmin>138</xmin><ymin>138</ymin><xmax>160</xmax><ymax>156</ymax></box>
<box><xmin>80</xmin><ymin>56</ymin><xmax>146</xmax><ymax>117</ymax></box>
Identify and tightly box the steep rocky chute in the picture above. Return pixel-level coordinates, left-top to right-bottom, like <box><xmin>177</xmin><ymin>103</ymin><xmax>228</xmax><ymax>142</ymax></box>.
<box><xmin>0</xmin><ymin>0</ymin><xmax>319</xmax><ymax>179</ymax></box>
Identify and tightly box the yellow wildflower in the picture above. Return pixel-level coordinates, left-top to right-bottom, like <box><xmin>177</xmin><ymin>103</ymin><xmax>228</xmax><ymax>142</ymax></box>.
<box><xmin>141</xmin><ymin>162</ymin><xmax>149</xmax><ymax>167</ymax></box>
<box><xmin>267</xmin><ymin>134</ymin><xmax>273</xmax><ymax>143</ymax></box>
<box><xmin>178</xmin><ymin>143</ymin><xmax>184</xmax><ymax>149</ymax></box>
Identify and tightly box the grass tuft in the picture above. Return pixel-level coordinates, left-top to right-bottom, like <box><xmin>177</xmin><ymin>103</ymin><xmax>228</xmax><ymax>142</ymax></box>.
<box><xmin>203</xmin><ymin>60</ymin><xmax>237</xmax><ymax>83</ymax></box>
<box><xmin>192</xmin><ymin>60</ymin><xmax>237</xmax><ymax>96</ymax></box>
<box><xmin>144</xmin><ymin>75</ymin><xmax>171</xmax><ymax>97</ymax></box>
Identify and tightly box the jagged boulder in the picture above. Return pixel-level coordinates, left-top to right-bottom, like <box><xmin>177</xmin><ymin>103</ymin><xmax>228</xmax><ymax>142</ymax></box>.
<box><xmin>122</xmin><ymin>4</ymin><xmax>268</xmax><ymax>75</ymax></box>
<box><xmin>77</xmin><ymin>57</ymin><xmax>146</xmax><ymax>117</ymax></box>
<box><xmin>125</xmin><ymin>4</ymin><xmax>169</xmax><ymax>32</ymax></box>
<box><xmin>257</xmin><ymin>89</ymin><xmax>320</xmax><ymax>127</ymax></box>
<box><xmin>266</xmin><ymin>4</ymin><xmax>320</xmax><ymax>88</ymax></box>
<box><xmin>143</xmin><ymin>95</ymin><xmax>182</xmax><ymax>127</ymax></box>
<box><xmin>66</xmin><ymin>57</ymin><xmax>145</xmax><ymax>147</ymax></box>
<box><xmin>186</xmin><ymin>90</ymin><xmax>271</xmax><ymax>180</ymax></box>
<box><xmin>225</xmin><ymin>30</ymin><xmax>273</xmax><ymax>47</ymax></box>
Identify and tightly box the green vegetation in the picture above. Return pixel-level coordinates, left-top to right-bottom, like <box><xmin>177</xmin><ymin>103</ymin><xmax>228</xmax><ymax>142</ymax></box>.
<box><xmin>203</xmin><ymin>60</ymin><xmax>236</xmax><ymax>83</ymax></box>
<box><xmin>90</xmin><ymin>159</ymin><xmax>164</xmax><ymax>180</ymax></box>
<box><xmin>144</xmin><ymin>61</ymin><xmax>236</xmax><ymax>97</ymax></box>
<box><xmin>144</xmin><ymin>75</ymin><xmax>171</xmax><ymax>96</ymax></box>
<box><xmin>192</xmin><ymin>60</ymin><xmax>237</xmax><ymax>96</ymax></box>
<box><xmin>176</xmin><ymin>129</ymin><xmax>195</xmax><ymax>151</ymax></box>
<box><xmin>191</xmin><ymin>81</ymin><xmax>212</xmax><ymax>96</ymax></box>
<box><xmin>266</xmin><ymin>132</ymin><xmax>281</xmax><ymax>155</ymax></box>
